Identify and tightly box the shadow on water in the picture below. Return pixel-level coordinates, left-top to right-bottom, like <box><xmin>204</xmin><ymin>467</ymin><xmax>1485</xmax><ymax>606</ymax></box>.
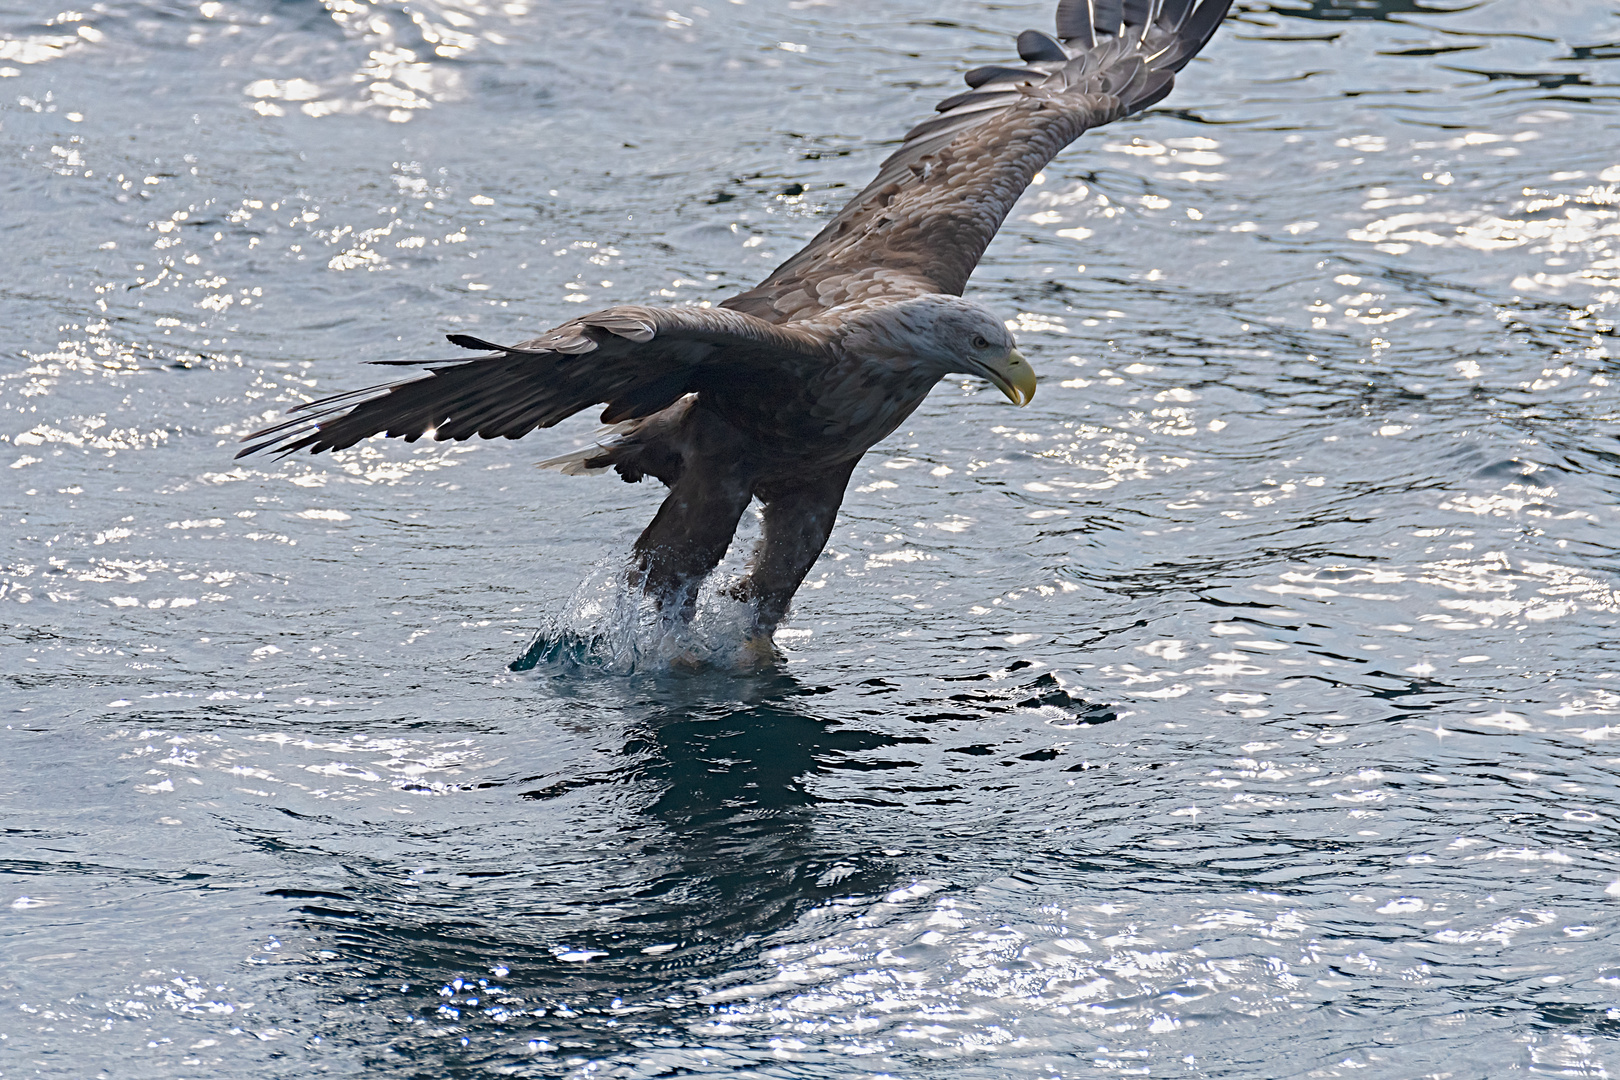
<box><xmin>262</xmin><ymin>673</ymin><xmax>910</xmax><ymax>1074</ymax></box>
<box><xmin>1257</xmin><ymin>0</ymin><xmax>1487</xmax><ymax>22</ymax></box>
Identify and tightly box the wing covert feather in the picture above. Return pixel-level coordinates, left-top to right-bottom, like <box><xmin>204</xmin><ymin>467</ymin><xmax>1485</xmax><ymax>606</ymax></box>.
<box><xmin>722</xmin><ymin>0</ymin><xmax>1233</xmax><ymax>324</ymax></box>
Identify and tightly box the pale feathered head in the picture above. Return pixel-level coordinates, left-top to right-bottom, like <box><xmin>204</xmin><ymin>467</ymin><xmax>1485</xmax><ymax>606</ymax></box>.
<box><xmin>841</xmin><ymin>294</ymin><xmax>1037</xmax><ymax>405</ymax></box>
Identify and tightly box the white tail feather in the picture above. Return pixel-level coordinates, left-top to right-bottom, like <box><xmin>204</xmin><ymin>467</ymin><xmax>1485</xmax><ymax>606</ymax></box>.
<box><xmin>535</xmin><ymin>424</ymin><xmax>634</xmax><ymax>475</ymax></box>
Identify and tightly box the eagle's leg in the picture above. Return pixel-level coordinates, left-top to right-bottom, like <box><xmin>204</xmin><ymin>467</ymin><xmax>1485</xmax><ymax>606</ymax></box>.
<box><xmin>731</xmin><ymin>459</ymin><xmax>860</xmax><ymax>650</ymax></box>
<box><xmin>630</xmin><ymin>444</ymin><xmax>755</xmax><ymax>624</ymax></box>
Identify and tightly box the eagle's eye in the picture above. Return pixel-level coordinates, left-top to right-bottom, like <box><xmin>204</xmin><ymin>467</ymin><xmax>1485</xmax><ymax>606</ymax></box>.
<box><xmin>971</xmin><ymin>334</ymin><xmax>990</xmax><ymax>350</ymax></box>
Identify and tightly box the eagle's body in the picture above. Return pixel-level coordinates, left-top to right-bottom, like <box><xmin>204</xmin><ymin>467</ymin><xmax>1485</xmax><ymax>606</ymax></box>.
<box><xmin>240</xmin><ymin>0</ymin><xmax>1234</xmax><ymax>659</ymax></box>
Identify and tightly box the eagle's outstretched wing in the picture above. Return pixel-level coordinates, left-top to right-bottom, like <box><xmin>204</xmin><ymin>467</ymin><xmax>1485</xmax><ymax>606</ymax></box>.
<box><xmin>235</xmin><ymin>306</ymin><xmax>828</xmax><ymax>458</ymax></box>
<box><xmin>722</xmin><ymin>0</ymin><xmax>1232</xmax><ymax>324</ymax></box>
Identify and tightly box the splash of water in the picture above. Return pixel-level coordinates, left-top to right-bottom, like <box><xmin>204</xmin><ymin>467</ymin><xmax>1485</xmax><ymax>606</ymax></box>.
<box><xmin>509</xmin><ymin>556</ymin><xmax>769</xmax><ymax>675</ymax></box>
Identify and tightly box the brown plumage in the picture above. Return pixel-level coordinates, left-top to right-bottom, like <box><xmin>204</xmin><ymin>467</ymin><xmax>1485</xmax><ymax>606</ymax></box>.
<box><xmin>239</xmin><ymin>0</ymin><xmax>1233</xmax><ymax>659</ymax></box>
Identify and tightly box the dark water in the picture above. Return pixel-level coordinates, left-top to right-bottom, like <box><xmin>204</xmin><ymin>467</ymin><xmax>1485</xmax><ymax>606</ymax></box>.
<box><xmin>3</xmin><ymin>0</ymin><xmax>1620</xmax><ymax>1076</ymax></box>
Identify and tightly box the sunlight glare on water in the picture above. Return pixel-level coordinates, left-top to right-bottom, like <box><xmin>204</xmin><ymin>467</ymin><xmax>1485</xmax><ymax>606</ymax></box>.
<box><xmin>2</xmin><ymin>0</ymin><xmax>1620</xmax><ymax>1077</ymax></box>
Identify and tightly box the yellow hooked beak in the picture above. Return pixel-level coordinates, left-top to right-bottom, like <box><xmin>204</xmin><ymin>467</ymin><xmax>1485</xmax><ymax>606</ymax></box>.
<box><xmin>981</xmin><ymin>348</ymin><xmax>1037</xmax><ymax>406</ymax></box>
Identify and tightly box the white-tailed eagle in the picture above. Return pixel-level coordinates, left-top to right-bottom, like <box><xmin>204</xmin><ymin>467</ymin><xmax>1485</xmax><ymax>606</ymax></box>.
<box><xmin>240</xmin><ymin>0</ymin><xmax>1234</xmax><ymax>661</ymax></box>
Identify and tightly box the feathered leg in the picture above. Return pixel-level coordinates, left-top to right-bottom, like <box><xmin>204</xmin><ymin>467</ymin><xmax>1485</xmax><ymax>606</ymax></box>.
<box><xmin>629</xmin><ymin>416</ymin><xmax>756</xmax><ymax>622</ymax></box>
<box><xmin>731</xmin><ymin>458</ymin><xmax>860</xmax><ymax>653</ymax></box>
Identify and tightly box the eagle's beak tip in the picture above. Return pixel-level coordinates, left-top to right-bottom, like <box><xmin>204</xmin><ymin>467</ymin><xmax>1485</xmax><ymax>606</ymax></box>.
<box><xmin>1001</xmin><ymin>348</ymin><xmax>1037</xmax><ymax>407</ymax></box>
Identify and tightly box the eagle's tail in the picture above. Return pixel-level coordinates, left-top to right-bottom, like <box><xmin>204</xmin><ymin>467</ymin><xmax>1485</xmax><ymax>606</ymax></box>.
<box><xmin>535</xmin><ymin>395</ymin><xmax>695</xmax><ymax>486</ymax></box>
<box><xmin>535</xmin><ymin>434</ymin><xmax>625</xmax><ymax>476</ymax></box>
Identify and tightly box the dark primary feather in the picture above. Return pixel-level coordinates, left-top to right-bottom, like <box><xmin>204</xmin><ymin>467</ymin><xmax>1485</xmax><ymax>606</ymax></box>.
<box><xmin>1158</xmin><ymin>0</ymin><xmax>1195</xmax><ymax>28</ymax></box>
<box><xmin>445</xmin><ymin>333</ymin><xmax>512</xmax><ymax>352</ymax></box>
<box><xmin>1054</xmin><ymin>0</ymin><xmax>1098</xmax><ymax>48</ymax></box>
<box><xmin>1016</xmin><ymin>28</ymin><xmax>1067</xmax><ymax>62</ymax></box>
<box><xmin>963</xmin><ymin>64</ymin><xmax>1047</xmax><ymax>89</ymax></box>
<box><xmin>932</xmin><ymin>86</ymin><xmax>1020</xmax><ymax>114</ymax></box>
<box><xmin>1092</xmin><ymin>0</ymin><xmax>1126</xmax><ymax>36</ymax></box>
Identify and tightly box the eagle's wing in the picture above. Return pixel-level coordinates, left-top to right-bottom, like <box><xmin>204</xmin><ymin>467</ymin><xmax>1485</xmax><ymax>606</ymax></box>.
<box><xmin>722</xmin><ymin>0</ymin><xmax>1233</xmax><ymax>323</ymax></box>
<box><xmin>235</xmin><ymin>306</ymin><xmax>829</xmax><ymax>458</ymax></box>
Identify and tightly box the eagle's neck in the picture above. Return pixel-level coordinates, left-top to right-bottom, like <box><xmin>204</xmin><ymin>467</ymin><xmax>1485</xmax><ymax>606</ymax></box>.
<box><xmin>834</xmin><ymin>300</ymin><xmax>956</xmax><ymax>379</ymax></box>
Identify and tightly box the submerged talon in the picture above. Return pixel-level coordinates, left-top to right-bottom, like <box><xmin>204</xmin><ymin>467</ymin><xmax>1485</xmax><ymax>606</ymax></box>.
<box><xmin>670</xmin><ymin>649</ymin><xmax>709</xmax><ymax>674</ymax></box>
<box><xmin>738</xmin><ymin>634</ymin><xmax>784</xmax><ymax>672</ymax></box>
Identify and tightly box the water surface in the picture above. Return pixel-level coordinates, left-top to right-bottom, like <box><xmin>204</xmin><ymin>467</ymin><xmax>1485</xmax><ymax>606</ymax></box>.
<box><xmin>3</xmin><ymin>0</ymin><xmax>1620</xmax><ymax>1076</ymax></box>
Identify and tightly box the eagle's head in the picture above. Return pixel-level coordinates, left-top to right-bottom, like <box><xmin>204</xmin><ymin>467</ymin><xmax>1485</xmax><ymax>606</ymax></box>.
<box><xmin>847</xmin><ymin>294</ymin><xmax>1037</xmax><ymax>406</ymax></box>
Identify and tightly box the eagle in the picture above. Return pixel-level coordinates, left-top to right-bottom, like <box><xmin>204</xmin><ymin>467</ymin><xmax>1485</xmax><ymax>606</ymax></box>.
<box><xmin>240</xmin><ymin>0</ymin><xmax>1234</xmax><ymax>664</ymax></box>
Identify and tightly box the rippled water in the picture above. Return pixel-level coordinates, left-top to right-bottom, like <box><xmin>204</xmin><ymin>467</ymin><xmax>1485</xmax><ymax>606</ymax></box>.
<box><xmin>4</xmin><ymin>0</ymin><xmax>1620</xmax><ymax>1076</ymax></box>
